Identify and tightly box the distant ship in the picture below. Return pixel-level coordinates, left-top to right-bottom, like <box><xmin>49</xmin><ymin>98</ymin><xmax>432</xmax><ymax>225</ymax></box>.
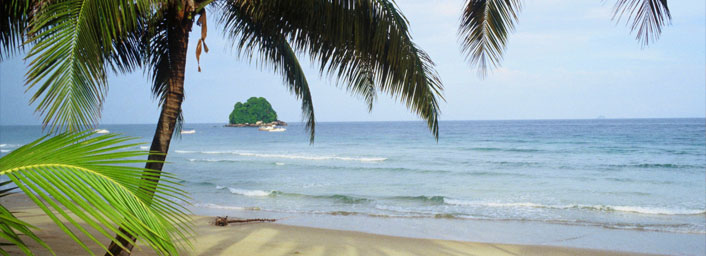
<box><xmin>94</xmin><ymin>129</ymin><xmax>109</xmax><ymax>134</ymax></box>
<box><xmin>181</xmin><ymin>129</ymin><xmax>196</xmax><ymax>134</ymax></box>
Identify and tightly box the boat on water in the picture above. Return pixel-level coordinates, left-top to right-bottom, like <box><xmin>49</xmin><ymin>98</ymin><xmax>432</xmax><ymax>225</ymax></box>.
<box><xmin>258</xmin><ymin>126</ymin><xmax>274</xmax><ymax>131</ymax></box>
<box><xmin>258</xmin><ymin>125</ymin><xmax>286</xmax><ymax>132</ymax></box>
<box><xmin>181</xmin><ymin>129</ymin><xmax>196</xmax><ymax>134</ymax></box>
<box><xmin>94</xmin><ymin>129</ymin><xmax>109</xmax><ymax>134</ymax></box>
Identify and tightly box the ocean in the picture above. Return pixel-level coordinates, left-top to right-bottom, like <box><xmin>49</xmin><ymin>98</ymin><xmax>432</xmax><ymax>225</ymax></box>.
<box><xmin>1</xmin><ymin>118</ymin><xmax>704</xmax><ymax>255</ymax></box>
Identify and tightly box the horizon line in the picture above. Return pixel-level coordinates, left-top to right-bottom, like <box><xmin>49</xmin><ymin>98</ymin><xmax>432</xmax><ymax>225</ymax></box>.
<box><xmin>1</xmin><ymin>117</ymin><xmax>704</xmax><ymax>126</ymax></box>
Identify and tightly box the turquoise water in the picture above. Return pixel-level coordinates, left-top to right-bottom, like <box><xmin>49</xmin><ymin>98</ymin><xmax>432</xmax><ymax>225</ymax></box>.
<box><xmin>1</xmin><ymin>119</ymin><xmax>705</xmax><ymax>254</ymax></box>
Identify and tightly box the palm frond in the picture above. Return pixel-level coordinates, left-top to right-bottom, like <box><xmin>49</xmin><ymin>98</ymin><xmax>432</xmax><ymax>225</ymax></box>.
<box><xmin>141</xmin><ymin>10</ymin><xmax>188</xmax><ymax>137</ymax></box>
<box><xmin>216</xmin><ymin>1</ymin><xmax>317</xmax><ymax>142</ymax></box>
<box><xmin>219</xmin><ymin>0</ymin><xmax>444</xmax><ymax>140</ymax></box>
<box><xmin>0</xmin><ymin>181</ymin><xmax>52</xmax><ymax>256</ymax></box>
<box><xmin>0</xmin><ymin>132</ymin><xmax>192</xmax><ymax>255</ymax></box>
<box><xmin>0</xmin><ymin>206</ymin><xmax>51</xmax><ymax>256</ymax></box>
<box><xmin>459</xmin><ymin>0</ymin><xmax>522</xmax><ymax>77</ymax></box>
<box><xmin>349</xmin><ymin>65</ymin><xmax>376</xmax><ymax>112</ymax></box>
<box><xmin>143</xmin><ymin>12</ymin><xmax>170</xmax><ymax>106</ymax></box>
<box><xmin>23</xmin><ymin>0</ymin><xmax>151</xmax><ymax>133</ymax></box>
<box><xmin>0</xmin><ymin>0</ymin><xmax>36</xmax><ymax>61</ymax></box>
<box><xmin>612</xmin><ymin>0</ymin><xmax>671</xmax><ymax>46</ymax></box>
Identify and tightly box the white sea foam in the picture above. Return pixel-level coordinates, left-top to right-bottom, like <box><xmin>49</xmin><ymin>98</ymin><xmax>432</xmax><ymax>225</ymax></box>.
<box><xmin>193</xmin><ymin>203</ymin><xmax>262</xmax><ymax>211</ymax></box>
<box><xmin>239</xmin><ymin>152</ymin><xmax>322</xmax><ymax>161</ymax></box>
<box><xmin>188</xmin><ymin>158</ymin><xmax>235</xmax><ymax>163</ymax></box>
<box><xmin>442</xmin><ymin>199</ymin><xmax>705</xmax><ymax>215</ymax></box>
<box><xmin>227</xmin><ymin>187</ymin><xmax>272</xmax><ymax>197</ymax></box>
<box><xmin>607</xmin><ymin>206</ymin><xmax>705</xmax><ymax>215</ymax></box>
<box><xmin>175</xmin><ymin>150</ymin><xmax>386</xmax><ymax>162</ymax></box>
<box><xmin>0</xmin><ymin>144</ymin><xmax>19</xmax><ymax>148</ymax></box>
<box><xmin>275</xmin><ymin>162</ymin><xmax>285</xmax><ymax>166</ymax></box>
<box><xmin>0</xmin><ymin>150</ymin><xmax>10</xmax><ymax>153</ymax></box>
<box><xmin>237</xmin><ymin>152</ymin><xmax>386</xmax><ymax>162</ymax></box>
<box><xmin>193</xmin><ymin>203</ymin><xmax>246</xmax><ymax>211</ymax></box>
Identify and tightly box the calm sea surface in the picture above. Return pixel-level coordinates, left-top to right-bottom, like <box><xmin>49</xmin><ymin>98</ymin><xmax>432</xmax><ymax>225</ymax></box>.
<box><xmin>2</xmin><ymin>119</ymin><xmax>705</xmax><ymax>254</ymax></box>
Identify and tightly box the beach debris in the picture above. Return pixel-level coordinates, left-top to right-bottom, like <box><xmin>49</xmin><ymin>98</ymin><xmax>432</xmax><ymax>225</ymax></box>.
<box><xmin>214</xmin><ymin>216</ymin><xmax>276</xmax><ymax>226</ymax></box>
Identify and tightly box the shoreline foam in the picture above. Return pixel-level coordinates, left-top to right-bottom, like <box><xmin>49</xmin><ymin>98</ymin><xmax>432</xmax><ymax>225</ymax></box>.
<box><xmin>2</xmin><ymin>207</ymin><xmax>653</xmax><ymax>255</ymax></box>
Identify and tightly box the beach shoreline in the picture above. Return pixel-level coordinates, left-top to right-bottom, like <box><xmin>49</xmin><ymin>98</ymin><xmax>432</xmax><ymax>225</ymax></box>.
<box><xmin>1</xmin><ymin>194</ymin><xmax>660</xmax><ymax>256</ymax></box>
<box><xmin>188</xmin><ymin>204</ymin><xmax>705</xmax><ymax>256</ymax></box>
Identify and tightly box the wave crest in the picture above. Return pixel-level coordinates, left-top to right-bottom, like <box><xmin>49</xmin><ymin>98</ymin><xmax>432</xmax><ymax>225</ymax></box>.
<box><xmin>174</xmin><ymin>150</ymin><xmax>386</xmax><ymax>162</ymax></box>
<box><xmin>443</xmin><ymin>200</ymin><xmax>705</xmax><ymax>215</ymax></box>
<box><xmin>609</xmin><ymin>163</ymin><xmax>703</xmax><ymax>169</ymax></box>
<box><xmin>0</xmin><ymin>144</ymin><xmax>20</xmax><ymax>149</ymax></box>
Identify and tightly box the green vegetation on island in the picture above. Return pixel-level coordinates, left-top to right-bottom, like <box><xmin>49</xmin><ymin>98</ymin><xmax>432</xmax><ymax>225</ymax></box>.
<box><xmin>229</xmin><ymin>97</ymin><xmax>278</xmax><ymax>124</ymax></box>
<box><xmin>0</xmin><ymin>0</ymin><xmax>673</xmax><ymax>255</ymax></box>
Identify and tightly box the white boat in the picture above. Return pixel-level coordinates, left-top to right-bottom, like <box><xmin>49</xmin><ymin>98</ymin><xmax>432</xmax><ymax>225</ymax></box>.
<box><xmin>181</xmin><ymin>129</ymin><xmax>196</xmax><ymax>134</ymax></box>
<box><xmin>94</xmin><ymin>129</ymin><xmax>109</xmax><ymax>134</ymax></box>
<box><xmin>258</xmin><ymin>125</ymin><xmax>286</xmax><ymax>132</ymax></box>
<box><xmin>258</xmin><ymin>125</ymin><xmax>274</xmax><ymax>131</ymax></box>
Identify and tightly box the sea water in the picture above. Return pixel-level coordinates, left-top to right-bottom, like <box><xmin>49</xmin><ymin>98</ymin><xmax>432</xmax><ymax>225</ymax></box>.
<box><xmin>1</xmin><ymin>119</ymin><xmax>704</xmax><ymax>254</ymax></box>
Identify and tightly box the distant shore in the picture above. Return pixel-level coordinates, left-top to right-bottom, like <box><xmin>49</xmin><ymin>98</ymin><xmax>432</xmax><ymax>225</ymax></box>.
<box><xmin>3</xmin><ymin>194</ymin><xmax>650</xmax><ymax>256</ymax></box>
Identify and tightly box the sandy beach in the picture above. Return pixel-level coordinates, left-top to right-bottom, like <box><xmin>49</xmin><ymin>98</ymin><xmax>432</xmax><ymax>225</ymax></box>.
<box><xmin>2</xmin><ymin>194</ymin><xmax>651</xmax><ymax>256</ymax></box>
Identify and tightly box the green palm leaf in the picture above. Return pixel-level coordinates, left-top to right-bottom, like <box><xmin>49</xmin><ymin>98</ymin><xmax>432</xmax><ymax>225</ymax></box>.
<box><xmin>23</xmin><ymin>0</ymin><xmax>151</xmax><ymax>133</ymax></box>
<box><xmin>612</xmin><ymin>0</ymin><xmax>671</xmax><ymax>46</ymax></box>
<box><xmin>0</xmin><ymin>0</ymin><xmax>36</xmax><ymax>61</ymax></box>
<box><xmin>459</xmin><ymin>0</ymin><xmax>672</xmax><ymax>76</ymax></box>
<box><xmin>220</xmin><ymin>0</ymin><xmax>444</xmax><ymax>140</ymax></box>
<box><xmin>141</xmin><ymin>10</ymin><xmax>189</xmax><ymax>136</ymax></box>
<box><xmin>0</xmin><ymin>181</ymin><xmax>51</xmax><ymax>256</ymax></box>
<box><xmin>459</xmin><ymin>0</ymin><xmax>521</xmax><ymax>78</ymax></box>
<box><xmin>217</xmin><ymin>3</ymin><xmax>317</xmax><ymax>142</ymax></box>
<box><xmin>0</xmin><ymin>132</ymin><xmax>192</xmax><ymax>255</ymax></box>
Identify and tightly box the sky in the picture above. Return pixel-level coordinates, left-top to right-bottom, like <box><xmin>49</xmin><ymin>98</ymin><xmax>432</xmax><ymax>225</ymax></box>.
<box><xmin>1</xmin><ymin>0</ymin><xmax>704</xmax><ymax>126</ymax></box>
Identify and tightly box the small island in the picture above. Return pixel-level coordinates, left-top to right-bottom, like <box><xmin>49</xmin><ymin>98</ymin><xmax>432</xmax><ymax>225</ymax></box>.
<box><xmin>225</xmin><ymin>97</ymin><xmax>287</xmax><ymax>127</ymax></box>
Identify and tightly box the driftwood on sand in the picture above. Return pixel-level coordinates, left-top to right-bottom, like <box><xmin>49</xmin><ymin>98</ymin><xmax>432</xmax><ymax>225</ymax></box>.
<box><xmin>214</xmin><ymin>216</ymin><xmax>276</xmax><ymax>226</ymax></box>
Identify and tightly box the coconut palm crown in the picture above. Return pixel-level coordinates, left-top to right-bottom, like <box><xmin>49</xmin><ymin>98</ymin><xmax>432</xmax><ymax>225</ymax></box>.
<box><xmin>0</xmin><ymin>0</ymin><xmax>672</xmax><ymax>256</ymax></box>
<box><xmin>460</xmin><ymin>0</ymin><xmax>671</xmax><ymax>77</ymax></box>
<box><xmin>2</xmin><ymin>0</ymin><xmax>444</xmax><ymax>255</ymax></box>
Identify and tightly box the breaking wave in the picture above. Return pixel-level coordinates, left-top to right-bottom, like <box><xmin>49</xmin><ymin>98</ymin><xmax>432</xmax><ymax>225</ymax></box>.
<box><xmin>174</xmin><ymin>150</ymin><xmax>386</xmax><ymax>162</ymax></box>
<box><xmin>0</xmin><ymin>144</ymin><xmax>20</xmax><ymax>149</ymax></box>
<box><xmin>444</xmin><ymin>199</ymin><xmax>705</xmax><ymax>215</ymax></box>
<box><xmin>211</xmin><ymin>186</ymin><xmax>705</xmax><ymax>216</ymax></box>
<box><xmin>609</xmin><ymin>163</ymin><xmax>703</xmax><ymax>169</ymax></box>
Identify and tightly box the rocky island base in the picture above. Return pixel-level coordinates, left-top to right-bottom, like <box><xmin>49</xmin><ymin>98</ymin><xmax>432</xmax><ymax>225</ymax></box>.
<box><xmin>225</xmin><ymin>120</ymin><xmax>288</xmax><ymax>128</ymax></box>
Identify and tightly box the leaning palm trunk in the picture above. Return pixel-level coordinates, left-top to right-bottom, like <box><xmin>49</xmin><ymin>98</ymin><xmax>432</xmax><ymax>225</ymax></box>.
<box><xmin>105</xmin><ymin>6</ymin><xmax>193</xmax><ymax>256</ymax></box>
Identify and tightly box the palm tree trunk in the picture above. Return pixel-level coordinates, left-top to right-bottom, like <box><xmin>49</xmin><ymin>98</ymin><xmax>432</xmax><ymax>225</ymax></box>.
<box><xmin>105</xmin><ymin>5</ymin><xmax>193</xmax><ymax>256</ymax></box>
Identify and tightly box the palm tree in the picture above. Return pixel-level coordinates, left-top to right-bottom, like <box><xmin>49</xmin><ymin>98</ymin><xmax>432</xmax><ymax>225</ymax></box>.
<box><xmin>0</xmin><ymin>132</ymin><xmax>192</xmax><ymax>255</ymax></box>
<box><xmin>0</xmin><ymin>0</ymin><xmax>672</xmax><ymax>255</ymax></box>
<box><xmin>459</xmin><ymin>0</ymin><xmax>672</xmax><ymax>77</ymax></box>
<box><xmin>2</xmin><ymin>0</ymin><xmax>443</xmax><ymax>255</ymax></box>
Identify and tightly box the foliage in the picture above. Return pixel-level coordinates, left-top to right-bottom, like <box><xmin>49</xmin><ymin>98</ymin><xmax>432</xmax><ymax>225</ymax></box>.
<box><xmin>217</xmin><ymin>0</ymin><xmax>444</xmax><ymax>141</ymax></box>
<box><xmin>0</xmin><ymin>0</ymin><xmax>674</xmax><ymax>255</ymax></box>
<box><xmin>0</xmin><ymin>181</ymin><xmax>50</xmax><ymax>256</ymax></box>
<box><xmin>229</xmin><ymin>97</ymin><xmax>278</xmax><ymax>124</ymax></box>
<box><xmin>459</xmin><ymin>0</ymin><xmax>672</xmax><ymax>77</ymax></box>
<box><xmin>21</xmin><ymin>0</ymin><xmax>151</xmax><ymax>133</ymax></box>
<box><xmin>7</xmin><ymin>0</ymin><xmax>445</xmax><ymax>142</ymax></box>
<box><xmin>0</xmin><ymin>132</ymin><xmax>192</xmax><ymax>255</ymax></box>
